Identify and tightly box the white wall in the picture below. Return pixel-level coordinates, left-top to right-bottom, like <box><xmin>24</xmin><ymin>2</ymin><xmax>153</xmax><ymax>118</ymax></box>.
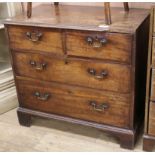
<box><xmin>30</xmin><ymin>2</ymin><xmax>155</xmax><ymax>9</ymax></box>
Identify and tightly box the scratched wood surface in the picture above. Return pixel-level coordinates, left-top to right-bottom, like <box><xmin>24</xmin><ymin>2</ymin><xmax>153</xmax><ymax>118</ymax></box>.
<box><xmin>4</xmin><ymin>4</ymin><xmax>149</xmax><ymax>33</ymax></box>
<box><xmin>16</xmin><ymin>78</ymin><xmax>131</xmax><ymax>128</ymax></box>
<box><xmin>13</xmin><ymin>52</ymin><xmax>131</xmax><ymax>93</ymax></box>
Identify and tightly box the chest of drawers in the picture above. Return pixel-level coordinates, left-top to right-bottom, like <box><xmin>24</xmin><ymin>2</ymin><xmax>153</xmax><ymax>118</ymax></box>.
<box><xmin>4</xmin><ymin>4</ymin><xmax>150</xmax><ymax>150</ymax></box>
<box><xmin>143</xmin><ymin>7</ymin><xmax>155</xmax><ymax>152</ymax></box>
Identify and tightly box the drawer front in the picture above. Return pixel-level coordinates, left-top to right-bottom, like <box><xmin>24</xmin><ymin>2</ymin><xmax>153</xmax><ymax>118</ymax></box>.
<box><xmin>151</xmin><ymin>69</ymin><xmax>155</xmax><ymax>101</ymax></box>
<box><xmin>17</xmin><ymin>79</ymin><xmax>130</xmax><ymax>128</ymax></box>
<box><xmin>13</xmin><ymin>52</ymin><xmax>131</xmax><ymax>93</ymax></box>
<box><xmin>66</xmin><ymin>31</ymin><xmax>132</xmax><ymax>63</ymax></box>
<box><xmin>7</xmin><ymin>25</ymin><xmax>63</xmax><ymax>54</ymax></box>
<box><xmin>154</xmin><ymin>8</ymin><xmax>155</xmax><ymax>33</ymax></box>
<box><xmin>152</xmin><ymin>38</ymin><xmax>155</xmax><ymax>67</ymax></box>
<box><xmin>148</xmin><ymin>102</ymin><xmax>155</xmax><ymax>136</ymax></box>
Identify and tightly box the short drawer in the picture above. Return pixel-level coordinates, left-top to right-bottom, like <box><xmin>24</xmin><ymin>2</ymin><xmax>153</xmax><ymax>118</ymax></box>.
<box><xmin>66</xmin><ymin>31</ymin><xmax>132</xmax><ymax>63</ymax></box>
<box><xmin>151</xmin><ymin>69</ymin><xmax>155</xmax><ymax>101</ymax></box>
<box><xmin>13</xmin><ymin>51</ymin><xmax>131</xmax><ymax>93</ymax></box>
<box><xmin>17</xmin><ymin>79</ymin><xmax>131</xmax><ymax>128</ymax></box>
<box><xmin>7</xmin><ymin>25</ymin><xmax>63</xmax><ymax>54</ymax></box>
<box><xmin>148</xmin><ymin>102</ymin><xmax>155</xmax><ymax>136</ymax></box>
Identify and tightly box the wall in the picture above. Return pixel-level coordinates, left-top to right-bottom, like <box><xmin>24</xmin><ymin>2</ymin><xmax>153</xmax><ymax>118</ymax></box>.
<box><xmin>31</xmin><ymin>2</ymin><xmax>155</xmax><ymax>9</ymax></box>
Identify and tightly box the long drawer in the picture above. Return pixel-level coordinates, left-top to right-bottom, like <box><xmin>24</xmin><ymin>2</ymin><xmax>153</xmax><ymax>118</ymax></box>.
<box><xmin>13</xmin><ymin>51</ymin><xmax>131</xmax><ymax>93</ymax></box>
<box><xmin>7</xmin><ymin>25</ymin><xmax>63</xmax><ymax>55</ymax></box>
<box><xmin>66</xmin><ymin>31</ymin><xmax>132</xmax><ymax>63</ymax></box>
<box><xmin>16</xmin><ymin>78</ymin><xmax>131</xmax><ymax>128</ymax></box>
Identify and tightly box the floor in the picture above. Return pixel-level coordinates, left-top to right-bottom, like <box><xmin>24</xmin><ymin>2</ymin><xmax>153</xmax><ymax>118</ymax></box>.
<box><xmin>0</xmin><ymin>106</ymin><xmax>152</xmax><ymax>152</ymax></box>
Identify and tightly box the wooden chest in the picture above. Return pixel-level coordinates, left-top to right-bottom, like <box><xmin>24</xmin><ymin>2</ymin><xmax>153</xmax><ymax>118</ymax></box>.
<box><xmin>4</xmin><ymin>4</ymin><xmax>150</xmax><ymax>150</ymax></box>
<box><xmin>143</xmin><ymin>7</ymin><xmax>155</xmax><ymax>152</ymax></box>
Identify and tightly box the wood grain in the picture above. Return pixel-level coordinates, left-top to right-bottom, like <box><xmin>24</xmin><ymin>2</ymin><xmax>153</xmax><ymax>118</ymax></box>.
<box><xmin>144</xmin><ymin>7</ymin><xmax>154</xmax><ymax>133</ymax></box>
<box><xmin>4</xmin><ymin>4</ymin><xmax>149</xmax><ymax>33</ymax></box>
<box><xmin>150</xmin><ymin>69</ymin><xmax>155</xmax><ymax>101</ymax></box>
<box><xmin>13</xmin><ymin>51</ymin><xmax>131</xmax><ymax>93</ymax></box>
<box><xmin>104</xmin><ymin>2</ymin><xmax>111</xmax><ymax>25</ymax></box>
<box><xmin>152</xmin><ymin>38</ymin><xmax>155</xmax><ymax>67</ymax></box>
<box><xmin>143</xmin><ymin>135</ymin><xmax>155</xmax><ymax>151</ymax></box>
<box><xmin>148</xmin><ymin>102</ymin><xmax>155</xmax><ymax>136</ymax></box>
<box><xmin>7</xmin><ymin>26</ymin><xmax>63</xmax><ymax>55</ymax></box>
<box><xmin>143</xmin><ymin>7</ymin><xmax>155</xmax><ymax>152</ymax></box>
<box><xmin>4</xmin><ymin>4</ymin><xmax>150</xmax><ymax>150</ymax></box>
<box><xmin>66</xmin><ymin>31</ymin><xmax>132</xmax><ymax>64</ymax></box>
<box><xmin>16</xmin><ymin>78</ymin><xmax>130</xmax><ymax>128</ymax></box>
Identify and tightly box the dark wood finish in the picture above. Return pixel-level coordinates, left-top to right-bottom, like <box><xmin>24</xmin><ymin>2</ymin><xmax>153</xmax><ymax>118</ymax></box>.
<box><xmin>54</xmin><ymin>2</ymin><xmax>59</xmax><ymax>6</ymax></box>
<box><xmin>8</xmin><ymin>26</ymin><xmax>133</xmax><ymax>63</ymax></box>
<box><xmin>104</xmin><ymin>2</ymin><xmax>112</xmax><ymax>25</ymax></box>
<box><xmin>16</xmin><ymin>78</ymin><xmax>130</xmax><ymax>128</ymax></box>
<box><xmin>4</xmin><ymin>4</ymin><xmax>150</xmax><ymax>150</ymax></box>
<box><xmin>143</xmin><ymin>7</ymin><xmax>155</xmax><ymax>152</ymax></box>
<box><xmin>148</xmin><ymin>102</ymin><xmax>155</xmax><ymax>135</ymax></box>
<box><xmin>17</xmin><ymin>110</ymin><xmax>31</xmax><ymax>127</ymax></box>
<box><xmin>13</xmin><ymin>51</ymin><xmax>131</xmax><ymax>93</ymax></box>
<box><xmin>143</xmin><ymin>135</ymin><xmax>155</xmax><ymax>151</ymax></box>
<box><xmin>66</xmin><ymin>31</ymin><xmax>132</xmax><ymax>63</ymax></box>
<box><xmin>4</xmin><ymin>5</ymin><xmax>149</xmax><ymax>33</ymax></box>
<box><xmin>7</xmin><ymin>26</ymin><xmax>63</xmax><ymax>55</ymax></box>
<box><xmin>123</xmin><ymin>2</ymin><xmax>129</xmax><ymax>12</ymax></box>
<box><xmin>134</xmin><ymin>15</ymin><xmax>150</xmax><ymax>128</ymax></box>
<box><xmin>27</xmin><ymin>2</ymin><xmax>32</xmax><ymax>18</ymax></box>
<box><xmin>26</xmin><ymin>2</ymin><xmax>129</xmax><ymax>25</ymax></box>
<box><xmin>144</xmin><ymin>9</ymin><xmax>154</xmax><ymax>134</ymax></box>
<box><xmin>119</xmin><ymin>132</ymin><xmax>135</xmax><ymax>149</ymax></box>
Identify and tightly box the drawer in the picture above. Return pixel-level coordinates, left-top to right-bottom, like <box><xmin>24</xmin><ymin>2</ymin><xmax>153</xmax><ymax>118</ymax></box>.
<box><xmin>13</xmin><ymin>51</ymin><xmax>131</xmax><ymax>93</ymax></box>
<box><xmin>151</xmin><ymin>69</ymin><xmax>155</xmax><ymax>101</ymax></box>
<box><xmin>7</xmin><ymin>25</ymin><xmax>63</xmax><ymax>54</ymax></box>
<box><xmin>16</xmin><ymin>79</ymin><xmax>131</xmax><ymax>128</ymax></box>
<box><xmin>154</xmin><ymin>8</ymin><xmax>155</xmax><ymax>33</ymax></box>
<box><xmin>148</xmin><ymin>102</ymin><xmax>155</xmax><ymax>136</ymax></box>
<box><xmin>66</xmin><ymin>31</ymin><xmax>132</xmax><ymax>63</ymax></box>
<box><xmin>152</xmin><ymin>38</ymin><xmax>155</xmax><ymax>67</ymax></box>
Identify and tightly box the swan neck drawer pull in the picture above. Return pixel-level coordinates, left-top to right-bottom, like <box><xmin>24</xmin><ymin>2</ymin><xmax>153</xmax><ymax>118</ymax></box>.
<box><xmin>26</xmin><ymin>31</ymin><xmax>42</xmax><ymax>42</ymax></box>
<box><xmin>89</xmin><ymin>101</ymin><xmax>109</xmax><ymax>112</ymax></box>
<box><xmin>87</xmin><ymin>68</ymin><xmax>108</xmax><ymax>80</ymax></box>
<box><xmin>30</xmin><ymin>60</ymin><xmax>47</xmax><ymax>71</ymax></box>
<box><xmin>86</xmin><ymin>36</ymin><xmax>107</xmax><ymax>48</ymax></box>
<box><xmin>34</xmin><ymin>92</ymin><xmax>50</xmax><ymax>101</ymax></box>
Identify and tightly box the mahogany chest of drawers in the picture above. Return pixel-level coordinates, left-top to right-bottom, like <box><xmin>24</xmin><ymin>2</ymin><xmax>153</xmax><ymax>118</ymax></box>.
<box><xmin>4</xmin><ymin>4</ymin><xmax>150</xmax><ymax>150</ymax></box>
<box><xmin>143</xmin><ymin>7</ymin><xmax>155</xmax><ymax>152</ymax></box>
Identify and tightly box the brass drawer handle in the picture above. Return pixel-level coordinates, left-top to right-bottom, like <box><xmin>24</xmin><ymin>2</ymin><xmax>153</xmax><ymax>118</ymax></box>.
<box><xmin>30</xmin><ymin>60</ymin><xmax>47</xmax><ymax>71</ymax></box>
<box><xmin>86</xmin><ymin>36</ymin><xmax>107</xmax><ymax>48</ymax></box>
<box><xmin>87</xmin><ymin>68</ymin><xmax>108</xmax><ymax>80</ymax></box>
<box><xmin>34</xmin><ymin>92</ymin><xmax>50</xmax><ymax>101</ymax></box>
<box><xmin>89</xmin><ymin>101</ymin><xmax>109</xmax><ymax>112</ymax></box>
<box><xmin>26</xmin><ymin>31</ymin><xmax>42</xmax><ymax>42</ymax></box>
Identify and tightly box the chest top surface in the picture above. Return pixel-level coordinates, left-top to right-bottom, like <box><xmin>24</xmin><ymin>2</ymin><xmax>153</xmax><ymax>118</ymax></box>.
<box><xmin>4</xmin><ymin>4</ymin><xmax>149</xmax><ymax>33</ymax></box>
